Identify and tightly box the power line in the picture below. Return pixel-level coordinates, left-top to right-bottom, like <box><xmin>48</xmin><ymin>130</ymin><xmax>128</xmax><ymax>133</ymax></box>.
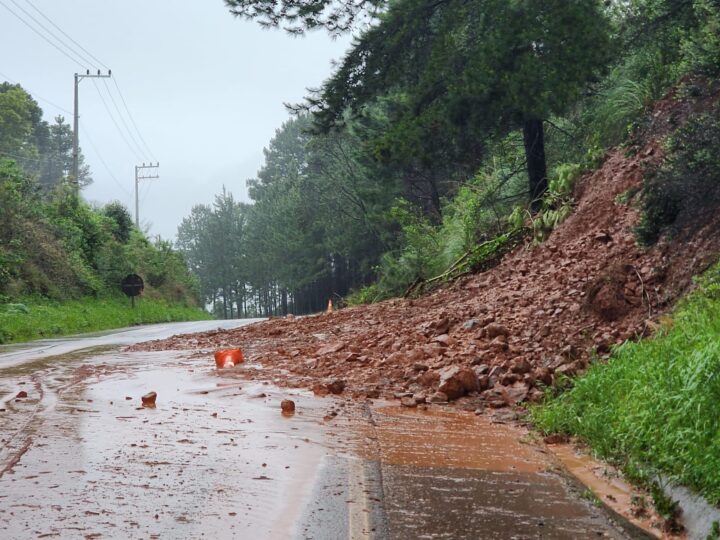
<box><xmin>0</xmin><ymin>0</ymin><xmax>85</xmax><ymax>68</ymax></box>
<box><xmin>101</xmin><ymin>77</ymin><xmax>149</xmax><ymax>161</ymax></box>
<box><xmin>80</xmin><ymin>121</ymin><xmax>133</xmax><ymax>200</ymax></box>
<box><xmin>0</xmin><ymin>149</ymin><xmax>45</xmax><ymax>163</ymax></box>
<box><xmin>22</xmin><ymin>0</ymin><xmax>109</xmax><ymax>71</ymax></box>
<box><xmin>0</xmin><ymin>70</ymin><xmax>72</xmax><ymax>115</ymax></box>
<box><xmin>91</xmin><ymin>78</ymin><xmax>144</xmax><ymax>162</ymax></box>
<box><xmin>112</xmin><ymin>77</ymin><xmax>155</xmax><ymax>160</ymax></box>
<box><xmin>7</xmin><ymin>0</ymin><xmax>97</xmax><ymax>68</ymax></box>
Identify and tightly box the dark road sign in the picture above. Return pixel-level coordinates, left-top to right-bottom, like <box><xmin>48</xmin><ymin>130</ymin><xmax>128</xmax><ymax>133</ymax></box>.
<box><xmin>121</xmin><ymin>274</ymin><xmax>144</xmax><ymax>298</ymax></box>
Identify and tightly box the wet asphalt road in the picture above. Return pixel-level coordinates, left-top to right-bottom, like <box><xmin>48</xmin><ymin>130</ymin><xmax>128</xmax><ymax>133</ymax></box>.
<box><xmin>0</xmin><ymin>321</ymin><xmax>640</xmax><ymax>539</ymax></box>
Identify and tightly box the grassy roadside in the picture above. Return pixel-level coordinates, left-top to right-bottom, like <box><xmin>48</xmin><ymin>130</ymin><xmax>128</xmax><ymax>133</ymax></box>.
<box><xmin>0</xmin><ymin>295</ymin><xmax>212</xmax><ymax>344</ymax></box>
<box><xmin>531</xmin><ymin>260</ymin><xmax>720</xmax><ymax>508</ymax></box>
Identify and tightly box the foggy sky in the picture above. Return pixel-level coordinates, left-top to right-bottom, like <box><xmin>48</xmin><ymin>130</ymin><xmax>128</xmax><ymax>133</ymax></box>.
<box><xmin>0</xmin><ymin>0</ymin><xmax>350</xmax><ymax>239</ymax></box>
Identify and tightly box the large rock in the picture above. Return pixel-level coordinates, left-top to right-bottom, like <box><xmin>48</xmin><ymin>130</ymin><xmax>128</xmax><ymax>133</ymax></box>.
<box><xmin>437</xmin><ymin>366</ymin><xmax>478</xmax><ymax>401</ymax></box>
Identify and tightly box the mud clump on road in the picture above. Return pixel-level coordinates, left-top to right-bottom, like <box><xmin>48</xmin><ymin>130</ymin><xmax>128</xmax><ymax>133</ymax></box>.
<box><xmin>128</xmin><ymin>92</ymin><xmax>720</xmax><ymax>409</ymax></box>
<box><xmin>280</xmin><ymin>399</ymin><xmax>296</xmax><ymax>413</ymax></box>
<box><xmin>141</xmin><ymin>391</ymin><xmax>157</xmax><ymax>407</ymax></box>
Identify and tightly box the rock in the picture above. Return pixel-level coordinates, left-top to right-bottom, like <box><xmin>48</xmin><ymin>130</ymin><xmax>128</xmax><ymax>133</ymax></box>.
<box><xmin>419</xmin><ymin>370</ymin><xmax>441</xmax><ymax>387</ymax></box>
<box><xmin>554</xmin><ymin>363</ymin><xmax>576</xmax><ymax>378</ymax></box>
<box><xmin>489</xmin><ymin>337</ymin><xmax>509</xmax><ymax>352</ymax></box>
<box><xmin>500</xmin><ymin>372</ymin><xmax>519</xmax><ymax>386</ymax></box>
<box><xmin>400</xmin><ymin>396</ymin><xmax>418</xmax><ymax>408</ymax></box>
<box><xmin>594</xmin><ymin>231</ymin><xmax>613</xmax><ymax>243</ymax></box>
<box><xmin>141</xmin><ymin>391</ymin><xmax>157</xmax><ymax>407</ymax></box>
<box><xmin>462</xmin><ymin>319</ymin><xmax>480</xmax><ymax>330</ymax></box>
<box><xmin>431</xmin><ymin>317</ymin><xmax>451</xmax><ymax>336</ymax></box>
<box><xmin>280</xmin><ymin>399</ymin><xmax>296</xmax><ymax>413</ymax></box>
<box><xmin>412</xmin><ymin>363</ymin><xmax>429</xmax><ymax>372</ymax></box>
<box><xmin>438</xmin><ymin>366</ymin><xmax>478</xmax><ymax>400</ymax></box>
<box><xmin>413</xmin><ymin>392</ymin><xmax>427</xmax><ymax>404</ymax></box>
<box><xmin>428</xmin><ymin>391</ymin><xmax>449</xmax><ymax>403</ymax></box>
<box><xmin>364</xmin><ymin>388</ymin><xmax>381</xmax><ymax>399</ymax></box>
<box><xmin>502</xmin><ymin>382</ymin><xmax>529</xmax><ymax>404</ymax></box>
<box><xmin>316</xmin><ymin>342</ymin><xmax>346</xmax><ymax>356</ymax></box>
<box><xmin>534</xmin><ymin>367</ymin><xmax>553</xmax><ymax>386</ymax></box>
<box><xmin>16</xmin><ymin>391</ymin><xmax>28</xmax><ymax>399</ymax></box>
<box><xmin>326</xmin><ymin>379</ymin><xmax>346</xmax><ymax>395</ymax></box>
<box><xmin>482</xmin><ymin>323</ymin><xmax>510</xmax><ymax>339</ymax></box>
<box><xmin>511</xmin><ymin>358</ymin><xmax>532</xmax><ymax>374</ymax></box>
<box><xmin>543</xmin><ymin>433</ymin><xmax>570</xmax><ymax>445</ymax></box>
<box><xmin>432</xmin><ymin>334</ymin><xmax>451</xmax><ymax>347</ymax></box>
<box><xmin>477</xmin><ymin>375</ymin><xmax>491</xmax><ymax>391</ymax></box>
<box><xmin>312</xmin><ymin>384</ymin><xmax>330</xmax><ymax>397</ymax></box>
<box><xmin>560</xmin><ymin>345</ymin><xmax>579</xmax><ymax>361</ymax></box>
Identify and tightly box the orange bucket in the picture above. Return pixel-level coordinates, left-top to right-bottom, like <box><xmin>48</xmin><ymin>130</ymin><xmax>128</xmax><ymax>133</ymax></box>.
<box><xmin>214</xmin><ymin>348</ymin><xmax>244</xmax><ymax>368</ymax></box>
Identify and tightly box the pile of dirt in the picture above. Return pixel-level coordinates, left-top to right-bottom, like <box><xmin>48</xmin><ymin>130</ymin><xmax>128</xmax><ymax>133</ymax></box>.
<box><xmin>130</xmin><ymin>86</ymin><xmax>720</xmax><ymax>410</ymax></box>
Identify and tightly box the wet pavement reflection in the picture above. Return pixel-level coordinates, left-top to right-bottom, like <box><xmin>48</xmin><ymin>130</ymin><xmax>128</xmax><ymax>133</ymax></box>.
<box><xmin>0</xmin><ymin>341</ymin><xmax>641</xmax><ymax>539</ymax></box>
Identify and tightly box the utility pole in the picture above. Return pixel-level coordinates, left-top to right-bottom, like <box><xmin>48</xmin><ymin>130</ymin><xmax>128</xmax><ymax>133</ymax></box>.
<box><xmin>135</xmin><ymin>162</ymin><xmax>160</xmax><ymax>228</ymax></box>
<box><xmin>73</xmin><ymin>69</ymin><xmax>111</xmax><ymax>199</ymax></box>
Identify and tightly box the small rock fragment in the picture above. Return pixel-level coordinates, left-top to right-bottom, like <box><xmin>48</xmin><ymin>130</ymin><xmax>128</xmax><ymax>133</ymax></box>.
<box><xmin>280</xmin><ymin>399</ymin><xmax>296</xmax><ymax>414</ymax></box>
<box><xmin>400</xmin><ymin>396</ymin><xmax>418</xmax><ymax>408</ymax></box>
<box><xmin>326</xmin><ymin>379</ymin><xmax>346</xmax><ymax>395</ymax></box>
<box><xmin>16</xmin><ymin>391</ymin><xmax>28</xmax><ymax>399</ymax></box>
<box><xmin>428</xmin><ymin>391</ymin><xmax>449</xmax><ymax>403</ymax></box>
<box><xmin>141</xmin><ymin>392</ymin><xmax>157</xmax><ymax>407</ymax></box>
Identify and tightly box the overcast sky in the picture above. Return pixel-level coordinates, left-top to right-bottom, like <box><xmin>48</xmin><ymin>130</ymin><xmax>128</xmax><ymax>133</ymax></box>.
<box><xmin>0</xmin><ymin>0</ymin><xmax>351</xmax><ymax>239</ymax></box>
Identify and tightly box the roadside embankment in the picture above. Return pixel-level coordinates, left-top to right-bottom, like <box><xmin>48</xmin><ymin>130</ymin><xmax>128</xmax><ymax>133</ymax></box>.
<box><xmin>0</xmin><ymin>296</ymin><xmax>212</xmax><ymax>344</ymax></box>
<box><xmin>532</xmin><ymin>261</ymin><xmax>720</xmax><ymax>528</ymax></box>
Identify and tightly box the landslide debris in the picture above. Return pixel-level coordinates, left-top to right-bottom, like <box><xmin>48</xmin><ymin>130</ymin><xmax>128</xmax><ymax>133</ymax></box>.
<box><xmin>129</xmin><ymin>87</ymin><xmax>720</xmax><ymax>410</ymax></box>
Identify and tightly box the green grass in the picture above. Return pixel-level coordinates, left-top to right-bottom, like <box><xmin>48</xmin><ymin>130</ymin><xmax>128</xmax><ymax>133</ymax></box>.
<box><xmin>0</xmin><ymin>295</ymin><xmax>212</xmax><ymax>344</ymax></box>
<box><xmin>531</xmin><ymin>262</ymin><xmax>720</xmax><ymax>505</ymax></box>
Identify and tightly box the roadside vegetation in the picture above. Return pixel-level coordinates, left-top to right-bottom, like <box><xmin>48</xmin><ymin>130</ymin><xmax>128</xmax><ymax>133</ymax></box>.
<box><xmin>0</xmin><ymin>296</ymin><xmax>209</xmax><ymax>344</ymax></box>
<box><xmin>532</xmin><ymin>259</ymin><xmax>720</xmax><ymax>507</ymax></box>
<box><xmin>0</xmin><ymin>85</ymin><xmax>208</xmax><ymax>343</ymax></box>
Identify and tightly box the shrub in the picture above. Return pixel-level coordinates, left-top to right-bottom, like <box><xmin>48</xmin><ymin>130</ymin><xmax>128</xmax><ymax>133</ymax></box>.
<box><xmin>636</xmin><ymin>108</ymin><xmax>720</xmax><ymax>244</ymax></box>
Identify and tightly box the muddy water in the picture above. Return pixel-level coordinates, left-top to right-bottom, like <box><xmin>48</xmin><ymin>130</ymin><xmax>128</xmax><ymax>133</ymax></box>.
<box><xmin>354</xmin><ymin>406</ymin><xmax>635</xmax><ymax>539</ymax></box>
<box><xmin>1</xmin><ymin>345</ymin><xmax>641</xmax><ymax>539</ymax></box>
<box><xmin>0</xmin><ymin>350</ymin><xmax>337</xmax><ymax>539</ymax></box>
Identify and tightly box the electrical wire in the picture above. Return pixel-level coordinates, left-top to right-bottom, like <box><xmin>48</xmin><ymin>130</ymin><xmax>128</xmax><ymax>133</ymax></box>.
<box><xmin>11</xmin><ymin>1</ymin><xmax>155</xmax><ymax>163</ymax></box>
<box><xmin>22</xmin><ymin>0</ymin><xmax>109</xmax><ymax>71</ymax></box>
<box><xmin>112</xmin><ymin>77</ymin><xmax>155</xmax><ymax>161</ymax></box>
<box><xmin>8</xmin><ymin>0</ymin><xmax>97</xmax><ymax>68</ymax></box>
<box><xmin>80</xmin><ymin>121</ymin><xmax>133</xmax><ymax>200</ymax></box>
<box><xmin>0</xmin><ymin>70</ymin><xmax>72</xmax><ymax>115</ymax></box>
<box><xmin>91</xmin><ymin>78</ymin><xmax>144</xmax><ymax>162</ymax></box>
<box><xmin>0</xmin><ymin>0</ymin><xmax>86</xmax><ymax>69</ymax></box>
<box><xmin>101</xmin><ymin>77</ymin><xmax>149</xmax><ymax>161</ymax></box>
<box><xmin>0</xmin><ymin>149</ymin><xmax>45</xmax><ymax>163</ymax></box>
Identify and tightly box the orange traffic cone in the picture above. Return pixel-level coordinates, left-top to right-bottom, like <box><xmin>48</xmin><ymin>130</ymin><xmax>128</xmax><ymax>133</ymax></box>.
<box><xmin>214</xmin><ymin>348</ymin><xmax>244</xmax><ymax>368</ymax></box>
<box><xmin>327</xmin><ymin>299</ymin><xmax>333</xmax><ymax>314</ymax></box>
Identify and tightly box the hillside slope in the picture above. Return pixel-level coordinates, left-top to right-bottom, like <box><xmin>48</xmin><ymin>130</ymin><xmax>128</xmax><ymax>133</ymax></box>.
<box><xmin>131</xmin><ymin>84</ymin><xmax>720</xmax><ymax>409</ymax></box>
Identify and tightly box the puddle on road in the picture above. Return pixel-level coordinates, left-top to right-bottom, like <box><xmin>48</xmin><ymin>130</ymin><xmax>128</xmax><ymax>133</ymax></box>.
<box><xmin>0</xmin><ymin>351</ymin><xmax>342</xmax><ymax>539</ymax></box>
<box><xmin>0</xmin><ymin>349</ymin><xmax>655</xmax><ymax>540</ymax></box>
<box><xmin>368</xmin><ymin>406</ymin><xmax>546</xmax><ymax>473</ymax></box>
<box><xmin>349</xmin><ymin>405</ymin><xmax>643</xmax><ymax>540</ymax></box>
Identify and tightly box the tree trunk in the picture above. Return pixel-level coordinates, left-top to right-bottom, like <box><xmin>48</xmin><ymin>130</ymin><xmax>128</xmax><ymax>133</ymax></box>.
<box><xmin>523</xmin><ymin>118</ymin><xmax>548</xmax><ymax>213</ymax></box>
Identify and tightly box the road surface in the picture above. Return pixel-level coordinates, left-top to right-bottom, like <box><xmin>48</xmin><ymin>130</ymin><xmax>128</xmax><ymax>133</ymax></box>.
<box><xmin>0</xmin><ymin>321</ymin><xmax>643</xmax><ymax>539</ymax></box>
